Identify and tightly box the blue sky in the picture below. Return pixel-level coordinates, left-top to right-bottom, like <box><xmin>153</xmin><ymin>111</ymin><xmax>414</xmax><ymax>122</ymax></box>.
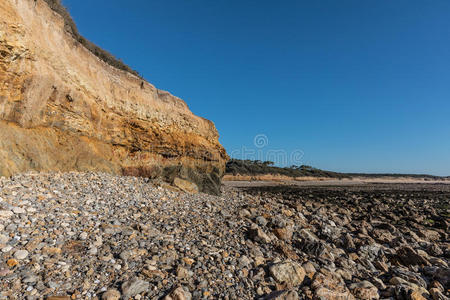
<box><xmin>63</xmin><ymin>0</ymin><xmax>450</xmax><ymax>175</ymax></box>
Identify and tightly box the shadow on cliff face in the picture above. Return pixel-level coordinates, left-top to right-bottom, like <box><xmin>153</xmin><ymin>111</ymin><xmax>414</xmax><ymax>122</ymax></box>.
<box><xmin>122</xmin><ymin>165</ymin><xmax>222</xmax><ymax>195</ymax></box>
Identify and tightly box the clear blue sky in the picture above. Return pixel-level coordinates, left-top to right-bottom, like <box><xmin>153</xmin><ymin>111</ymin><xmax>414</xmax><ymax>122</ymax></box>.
<box><xmin>63</xmin><ymin>0</ymin><xmax>450</xmax><ymax>176</ymax></box>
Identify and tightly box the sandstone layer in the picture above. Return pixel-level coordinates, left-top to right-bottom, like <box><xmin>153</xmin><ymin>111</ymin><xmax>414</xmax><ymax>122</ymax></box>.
<box><xmin>0</xmin><ymin>0</ymin><xmax>228</xmax><ymax>194</ymax></box>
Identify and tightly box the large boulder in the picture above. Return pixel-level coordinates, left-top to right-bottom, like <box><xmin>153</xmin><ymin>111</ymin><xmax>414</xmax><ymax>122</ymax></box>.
<box><xmin>269</xmin><ymin>261</ymin><xmax>306</xmax><ymax>287</ymax></box>
<box><xmin>311</xmin><ymin>269</ymin><xmax>355</xmax><ymax>300</ymax></box>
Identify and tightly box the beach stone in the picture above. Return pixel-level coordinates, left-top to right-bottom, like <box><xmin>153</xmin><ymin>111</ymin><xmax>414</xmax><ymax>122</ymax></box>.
<box><xmin>12</xmin><ymin>207</ymin><xmax>26</xmax><ymax>214</ymax></box>
<box><xmin>396</xmin><ymin>246</ymin><xmax>429</xmax><ymax>266</ymax></box>
<box><xmin>298</xmin><ymin>229</ymin><xmax>333</xmax><ymax>261</ymax></box>
<box><xmin>256</xmin><ymin>216</ymin><xmax>268</xmax><ymax>227</ymax></box>
<box><xmin>418</xmin><ymin>229</ymin><xmax>441</xmax><ymax>241</ymax></box>
<box><xmin>0</xmin><ymin>235</ymin><xmax>9</xmax><ymax>244</ymax></box>
<box><xmin>249</xmin><ymin>224</ymin><xmax>272</xmax><ymax>243</ymax></box>
<box><xmin>14</xmin><ymin>250</ymin><xmax>29</xmax><ymax>260</ymax></box>
<box><xmin>274</xmin><ymin>226</ymin><xmax>293</xmax><ymax>241</ymax></box>
<box><xmin>176</xmin><ymin>266</ymin><xmax>190</xmax><ymax>279</ymax></box>
<box><xmin>239</xmin><ymin>209</ymin><xmax>251</xmax><ymax>218</ymax></box>
<box><xmin>302</xmin><ymin>262</ymin><xmax>316</xmax><ymax>278</ymax></box>
<box><xmin>7</xmin><ymin>258</ymin><xmax>18</xmax><ymax>267</ymax></box>
<box><xmin>260</xmin><ymin>290</ymin><xmax>299</xmax><ymax>300</ymax></box>
<box><xmin>393</xmin><ymin>284</ymin><xmax>430</xmax><ymax>300</ymax></box>
<box><xmin>2</xmin><ymin>245</ymin><xmax>13</xmax><ymax>253</ymax></box>
<box><xmin>409</xmin><ymin>289</ymin><xmax>428</xmax><ymax>300</ymax></box>
<box><xmin>164</xmin><ymin>286</ymin><xmax>192</xmax><ymax>300</ymax></box>
<box><xmin>348</xmin><ymin>281</ymin><xmax>379</xmax><ymax>299</ymax></box>
<box><xmin>102</xmin><ymin>288</ymin><xmax>121</xmax><ymax>300</ymax></box>
<box><xmin>42</xmin><ymin>247</ymin><xmax>62</xmax><ymax>255</ymax></box>
<box><xmin>121</xmin><ymin>278</ymin><xmax>149</xmax><ymax>299</ymax></box>
<box><xmin>238</xmin><ymin>255</ymin><xmax>252</xmax><ymax>268</ymax></box>
<box><xmin>269</xmin><ymin>261</ymin><xmax>305</xmax><ymax>287</ymax></box>
<box><xmin>79</xmin><ymin>232</ymin><xmax>88</xmax><ymax>240</ymax></box>
<box><xmin>182</xmin><ymin>257</ymin><xmax>194</xmax><ymax>265</ymax></box>
<box><xmin>0</xmin><ymin>210</ymin><xmax>13</xmax><ymax>218</ymax></box>
<box><xmin>0</xmin><ymin>268</ymin><xmax>11</xmax><ymax>277</ymax></box>
<box><xmin>431</xmin><ymin>267</ymin><xmax>450</xmax><ymax>288</ymax></box>
<box><xmin>88</xmin><ymin>247</ymin><xmax>98</xmax><ymax>255</ymax></box>
<box><xmin>312</xmin><ymin>269</ymin><xmax>355</xmax><ymax>300</ymax></box>
<box><xmin>23</xmin><ymin>274</ymin><xmax>38</xmax><ymax>283</ymax></box>
<box><xmin>429</xmin><ymin>288</ymin><xmax>447</xmax><ymax>300</ymax></box>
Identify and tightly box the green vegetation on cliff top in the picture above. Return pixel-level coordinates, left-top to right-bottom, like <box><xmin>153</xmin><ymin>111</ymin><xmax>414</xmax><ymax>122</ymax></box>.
<box><xmin>226</xmin><ymin>159</ymin><xmax>448</xmax><ymax>180</ymax></box>
<box><xmin>43</xmin><ymin>0</ymin><xmax>141</xmax><ymax>78</ymax></box>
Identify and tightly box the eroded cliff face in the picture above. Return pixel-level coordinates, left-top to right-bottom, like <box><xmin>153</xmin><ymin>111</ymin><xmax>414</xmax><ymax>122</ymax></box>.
<box><xmin>0</xmin><ymin>0</ymin><xmax>228</xmax><ymax>194</ymax></box>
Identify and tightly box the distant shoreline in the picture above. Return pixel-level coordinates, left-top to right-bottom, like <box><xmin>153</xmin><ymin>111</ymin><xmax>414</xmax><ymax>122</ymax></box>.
<box><xmin>225</xmin><ymin>159</ymin><xmax>449</xmax><ymax>184</ymax></box>
<box><xmin>223</xmin><ymin>174</ymin><xmax>450</xmax><ymax>188</ymax></box>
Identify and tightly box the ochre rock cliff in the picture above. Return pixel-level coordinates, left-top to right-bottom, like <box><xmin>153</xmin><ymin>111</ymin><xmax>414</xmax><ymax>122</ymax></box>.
<box><xmin>0</xmin><ymin>0</ymin><xmax>228</xmax><ymax>194</ymax></box>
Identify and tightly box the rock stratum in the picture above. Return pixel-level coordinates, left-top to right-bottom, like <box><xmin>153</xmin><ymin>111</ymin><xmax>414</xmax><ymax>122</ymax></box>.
<box><xmin>0</xmin><ymin>0</ymin><xmax>227</xmax><ymax>194</ymax></box>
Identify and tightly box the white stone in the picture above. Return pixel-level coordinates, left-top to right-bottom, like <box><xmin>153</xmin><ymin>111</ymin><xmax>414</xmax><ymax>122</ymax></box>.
<box><xmin>93</xmin><ymin>236</ymin><xmax>103</xmax><ymax>247</ymax></box>
<box><xmin>0</xmin><ymin>234</ymin><xmax>9</xmax><ymax>244</ymax></box>
<box><xmin>88</xmin><ymin>247</ymin><xmax>98</xmax><ymax>255</ymax></box>
<box><xmin>12</xmin><ymin>207</ymin><xmax>26</xmax><ymax>214</ymax></box>
<box><xmin>0</xmin><ymin>210</ymin><xmax>13</xmax><ymax>218</ymax></box>
<box><xmin>1</xmin><ymin>245</ymin><xmax>13</xmax><ymax>253</ymax></box>
<box><xmin>14</xmin><ymin>249</ymin><xmax>29</xmax><ymax>260</ymax></box>
<box><xmin>27</xmin><ymin>207</ymin><xmax>37</xmax><ymax>213</ymax></box>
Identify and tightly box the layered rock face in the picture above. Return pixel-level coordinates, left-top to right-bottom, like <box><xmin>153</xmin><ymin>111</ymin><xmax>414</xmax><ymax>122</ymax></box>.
<box><xmin>0</xmin><ymin>0</ymin><xmax>227</xmax><ymax>194</ymax></box>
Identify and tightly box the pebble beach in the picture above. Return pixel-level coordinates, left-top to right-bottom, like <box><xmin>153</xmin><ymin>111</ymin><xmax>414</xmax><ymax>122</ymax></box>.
<box><xmin>0</xmin><ymin>172</ymin><xmax>449</xmax><ymax>299</ymax></box>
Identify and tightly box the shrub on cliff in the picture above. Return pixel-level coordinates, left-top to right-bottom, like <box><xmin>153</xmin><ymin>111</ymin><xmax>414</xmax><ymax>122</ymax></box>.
<box><xmin>42</xmin><ymin>0</ymin><xmax>141</xmax><ymax>77</ymax></box>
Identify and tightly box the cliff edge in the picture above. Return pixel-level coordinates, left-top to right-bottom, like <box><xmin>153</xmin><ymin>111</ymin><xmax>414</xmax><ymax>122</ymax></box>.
<box><xmin>0</xmin><ymin>0</ymin><xmax>228</xmax><ymax>194</ymax></box>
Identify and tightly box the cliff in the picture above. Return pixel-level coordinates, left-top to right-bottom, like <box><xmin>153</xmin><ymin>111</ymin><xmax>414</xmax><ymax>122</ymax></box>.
<box><xmin>0</xmin><ymin>0</ymin><xmax>228</xmax><ymax>194</ymax></box>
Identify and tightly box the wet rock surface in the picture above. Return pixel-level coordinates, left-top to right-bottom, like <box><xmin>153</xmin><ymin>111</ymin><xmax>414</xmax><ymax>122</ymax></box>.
<box><xmin>0</xmin><ymin>173</ymin><xmax>449</xmax><ymax>299</ymax></box>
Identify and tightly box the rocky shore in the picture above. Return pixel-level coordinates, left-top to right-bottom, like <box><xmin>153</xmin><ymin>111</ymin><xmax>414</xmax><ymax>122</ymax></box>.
<box><xmin>0</xmin><ymin>172</ymin><xmax>449</xmax><ymax>299</ymax></box>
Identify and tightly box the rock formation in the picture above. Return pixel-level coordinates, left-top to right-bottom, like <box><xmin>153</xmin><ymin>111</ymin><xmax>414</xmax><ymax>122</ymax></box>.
<box><xmin>0</xmin><ymin>0</ymin><xmax>228</xmax><ymax>194</ymax></box>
